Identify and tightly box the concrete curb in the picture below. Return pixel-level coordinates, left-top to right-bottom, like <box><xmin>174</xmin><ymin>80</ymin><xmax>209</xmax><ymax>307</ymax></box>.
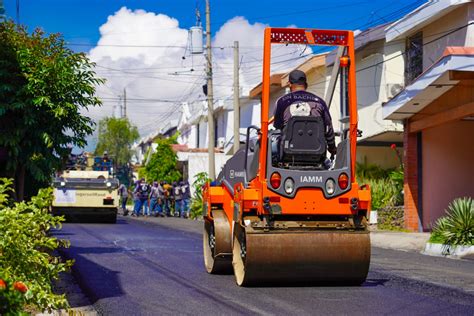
<box><xmin>52</xmin><ymin>249</ymin><xmax>99</xmax><ymax>316</ymax></box>
<box><xmin>370</xmin><ymin>231</ymin><xmax>430</xmax><ymax>252</ymax></box>
<box><xmin>36</xmin><ymin>306</ymin><xmax>97</xmax><ymax>316</ymax></box>
<box><xmin>35</xmin><ymin>270</ymin><xmax>98</xmax><ymax>316</ymax></box>
<box><xmin>422</xmin><ymin>243</ymin><xmax>474</xmax><ymax>260</ymax></box>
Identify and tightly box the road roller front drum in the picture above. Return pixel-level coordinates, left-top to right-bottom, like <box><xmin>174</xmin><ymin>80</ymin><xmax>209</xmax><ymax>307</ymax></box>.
<box><xmin>232</xmin><ymin>221</ymin><xmax>371</xmax><ymax>286</ymax></box>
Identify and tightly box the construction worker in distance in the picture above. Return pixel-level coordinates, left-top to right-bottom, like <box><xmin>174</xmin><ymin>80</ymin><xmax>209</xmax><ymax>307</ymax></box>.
<box><xmin>273</xmin><ymin>69</ymin><xmax>337</xmax><ymax>160</ymax></box>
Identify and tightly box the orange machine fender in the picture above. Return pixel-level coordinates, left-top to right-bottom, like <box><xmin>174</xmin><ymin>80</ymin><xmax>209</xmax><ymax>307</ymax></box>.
<box><xmin>203</xmin><ymin>183</ymin><xmax>225</xmax><ymax>219</ymax></box>
<box><xmin>358</xmin><ymin>184</ymin><xmax>371</xmax><ymax>222</ymax></box>
<box><xmin>202</xmin><ymin>182</ymin><xmax>210</xmax><ymax>218</ymax></box>
<box><xmin>358</xmin><ymin>184</ymin><xmax>371</xmax><ymax>212</ymax></box>
<box><xmin>233</xmin><ymin>183</ymin><xmax>245</xmax><ymax>224</ymax></box>
<box><xmin>203</xmin><ymin>182</ymin><xmax>233</xmax><ymax>274</ymax></box>
<box><xmin>234</xmin><ymin>183</ymin><xmax>261</xmax><ymax>224</ymax></box>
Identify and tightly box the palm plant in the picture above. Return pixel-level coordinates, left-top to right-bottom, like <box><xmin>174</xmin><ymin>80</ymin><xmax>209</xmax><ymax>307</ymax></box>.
<box><xmin>430</xmin><ymin>197</ymin><xmax>474</xmax><ymax>247</ymax></box>
<box><xmin>189</xmin><ymin>172</ymin><xmax>210</xmax><ymax>219</ymax></box>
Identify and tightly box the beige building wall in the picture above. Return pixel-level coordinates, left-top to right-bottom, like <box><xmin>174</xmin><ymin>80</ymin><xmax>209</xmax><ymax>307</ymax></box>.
<box><xmin>421</xmin><ymin>120</ymin><xmax>474</xmax><ymax>229</ymax></box>
<box><xmin>421</xmin><ymin>4</ymin><xmax>474</xmax><ymax>71</ymax></box>
<box><xmin>306</xmin><ymin>65</ymin><xmax>327</xmax><ymax>98</ymax></box>
<box><xmin>357</xmin><ymin>146</ymin><xmax>401</xmax><ymax>169</ymax></box>
<box><xmin>356</xmin><ymin>40</ymin><xmax>404</xmax><ymax>140</ymax></box>
<box><xmin>320</xmin><ymin>37</ymin><xmax>404</xmax><ymax>169</ymax></box>
<box><xmin>324</xmin><ymin>66</ymin><xmax>342</xmax><ymax>124</ymax></box>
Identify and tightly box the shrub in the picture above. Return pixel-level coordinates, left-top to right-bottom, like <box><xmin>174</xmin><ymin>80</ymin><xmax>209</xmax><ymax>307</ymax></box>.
<box><xmin>189</xmin><ymin>172</ymin><xmax>209</xmax><ymax>220</ymax></box>
<box><xmin>356</xmin><ymin>162</ymin><xmax>392</xmax><ymax>180</ymax></box>
<box><xmin>0</xmin><ymin>178</ymin><xmax>73</xmax><ymax>314</ymax></box>
<box><xmin>376</xmin><ymin>206</ymin><xmax>407</xmax><ymax>231</ymax></box>
<box><xmin>361</xmin><ymin>177</ymin><xmax>401</xmax><ymax>210</ymax></box>
<box><xmin>388</xmin><ymin>169</ymin><xmax>404</xmax><ymax>206</ymax></box>
<box><xmin>430</xmin><ymin>197</ymin><xmax>474</xmax><ymax>247</ymax></box>
<box><xmin>357</xmin><ymin>161</ymin><xmax>404</xmax><ymax>210</ymax></box>
<box><xmin>0</xmin><ymin>278</ymin><xmax>28</xmax><ymax>315</ymax></box>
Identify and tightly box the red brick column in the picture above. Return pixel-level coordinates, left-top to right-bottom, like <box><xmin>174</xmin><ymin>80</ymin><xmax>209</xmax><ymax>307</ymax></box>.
<box><xmin>404</xmin><ymin>121</ymin><xmax>421</xmax><ymax>231</ymax></box>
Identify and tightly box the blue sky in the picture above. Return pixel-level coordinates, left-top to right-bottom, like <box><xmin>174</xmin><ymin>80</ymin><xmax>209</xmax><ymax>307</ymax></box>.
<box><xmin>4</xmin><ymin>0</ymin><xmax>425</xmax><ymax>52</ymax></box>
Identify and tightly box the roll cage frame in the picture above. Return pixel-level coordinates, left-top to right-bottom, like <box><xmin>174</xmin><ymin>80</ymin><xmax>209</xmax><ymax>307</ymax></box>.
<box><xmin>258</xmin><ymin>28</ymin><xmax>358</xmax><ymax>183</ymax></box>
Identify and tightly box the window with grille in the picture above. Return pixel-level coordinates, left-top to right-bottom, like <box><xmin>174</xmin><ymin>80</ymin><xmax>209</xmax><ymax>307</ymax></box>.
<box><xmin>405</xmin><ymin>32</ymin><xmax>423</xmax><ymax>85</ymax></box>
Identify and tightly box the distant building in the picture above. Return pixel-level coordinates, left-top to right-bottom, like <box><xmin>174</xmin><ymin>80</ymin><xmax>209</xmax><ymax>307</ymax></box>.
<box><xmin>132</xmin><ymin>118</ymin><xmax>179</xmax><ymax>165</ymax></box>
<box><xmin>176</xmin><ymin>99</ymin><xmax>232</xmax><ymax>183</ymax></box>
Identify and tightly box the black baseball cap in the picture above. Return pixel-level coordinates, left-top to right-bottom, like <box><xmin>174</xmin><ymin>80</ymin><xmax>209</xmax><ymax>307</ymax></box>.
<box><xmin>288</xmin><ymin>70</ymin><xmax>307</xmax><ymax>85</ymax></box>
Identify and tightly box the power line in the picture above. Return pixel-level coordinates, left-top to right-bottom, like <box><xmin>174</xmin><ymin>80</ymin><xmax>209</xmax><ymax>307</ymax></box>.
<box><xmin>68</xmin><ymin>42</ymin><xmax>235</xmax><ymax>49</ymax></box>
<box><xmin>94</xmin><ymin>0</ymin><xmax>431</xmax><ymax>135</ymax></box>
<box><xmin>67</xmin><ymin>2</ymin><xmax>424</xmax><ymax>51</ymax></box>
<box><xmin>109</xmin><ymin>20</ymin><xmax>474</xmax><ymax>106</ymax></box>
<box><xmin>304</xmin><ymin>20</ymin><xmax>474</xmax><ymax>90</ymax></box>
<box><xmin>209</xmin><ymin>1</ymin><xmax>370</xmax><ymax>26</ymax></box>
<box><xmin>356</xmin><ymin>21</ymin><xmax>474</xmax><ymax>73</ymax></box>
<box><xmin>64</xmin><ymin>1</ymin><xmax>369</xmax><ymax>40</ymax></box>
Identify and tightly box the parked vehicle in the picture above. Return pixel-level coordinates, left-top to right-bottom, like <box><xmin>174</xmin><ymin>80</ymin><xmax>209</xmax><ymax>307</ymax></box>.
<box><xmin>52</xmin><ymin>154</ymin><xmax>119</xmax><ymax>223</ymax></box>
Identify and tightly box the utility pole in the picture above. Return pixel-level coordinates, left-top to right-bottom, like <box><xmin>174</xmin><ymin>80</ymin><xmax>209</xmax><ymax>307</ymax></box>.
<box><xmin>15</xmin><ymin>0</ymin><xmax>19</xmax><ymax>24</ymax></box>
<box><xmin>123</xmin><ymin>88</ymin><xmax>127</xmax><ymax>118</ymax></box>
<box><xmin>233</xmin><ymin>41</ymin><xmax>240</xmax><ymax>154</ymax></box>
<box><xmin>118</xmin><ymin>95</ymin><xmax>123</xmax><ymax>118</ymax></box>
<box><xmin>206</xmin><ymin>0</ymin><xmax>216</xmax><ymax>179</ymax></box>
<box><xmin>0</xmin><ymin>0</ymin><xmax>6</xmax><ymax>21</ymax></box>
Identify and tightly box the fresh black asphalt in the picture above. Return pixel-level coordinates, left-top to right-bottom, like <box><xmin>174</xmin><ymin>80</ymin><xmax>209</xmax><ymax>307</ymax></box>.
<box><xmin>54</xmin><ymin>217</ymin><xmax>474</xmax><ymax>315</ymax></box>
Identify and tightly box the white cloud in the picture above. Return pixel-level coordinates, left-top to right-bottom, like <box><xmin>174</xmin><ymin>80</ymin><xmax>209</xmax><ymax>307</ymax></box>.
<box><xmin>86</xmin><ymin>7</ymin><xmax>312</xmax><ymax>142</ymax></box>
<box><xmin>210</xmin><ymin>16</ymin><xmax>312</xmax><ymax>97</ymax></box>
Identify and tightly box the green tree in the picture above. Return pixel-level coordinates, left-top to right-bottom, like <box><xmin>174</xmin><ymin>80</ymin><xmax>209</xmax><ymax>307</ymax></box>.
<box><xmin>94</xmin><ymin>117</ymin><xmax>139</xmax><ymax>166</ymax></box>
<box><xmin>142</xmin><ymin>135</ymin><xmax>181</xmax><ymax>183</ymax></box>
<box><xmin>0</xmin><ymin>21</ymin><xmax>103</xmax><ymax>200</ymax></box>
<box><xmin>189</xmin><ymin>172</ymin><xmax>210</xmax><ymax>219</ymax></box>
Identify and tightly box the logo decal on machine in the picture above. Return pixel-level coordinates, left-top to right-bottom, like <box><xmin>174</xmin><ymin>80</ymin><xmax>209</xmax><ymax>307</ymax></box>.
<box><xmin>300</xmin><ymin>175</ymin><xmax>323</xmax><ymax>183</ymax></box>
<box><xmin>229</xmin><ymin>170</ymin><xmax>245</xmax><ymax>179</ymax></box>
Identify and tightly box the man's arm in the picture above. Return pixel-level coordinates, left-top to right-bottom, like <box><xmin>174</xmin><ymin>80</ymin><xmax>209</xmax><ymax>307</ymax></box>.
<box><xmin>273</xmin><ymin>100</ymin><xmax>283</xmax><ymax>130</ymax></box>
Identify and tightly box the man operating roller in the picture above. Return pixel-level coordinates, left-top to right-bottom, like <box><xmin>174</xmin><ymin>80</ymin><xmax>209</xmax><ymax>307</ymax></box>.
<box><xmin>273</xmin><ymin>69</ymin><xmax>337</xmax><ymax>157</ymax></box>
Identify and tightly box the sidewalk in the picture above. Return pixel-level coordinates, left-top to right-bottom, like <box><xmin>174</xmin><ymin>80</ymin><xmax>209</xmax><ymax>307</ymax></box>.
<box><xmin>370</xmin><ymin>229</ymin><xmax>474</xmax><ymax>260</ymax></box>
<box><xmin>370</xmin><ymin>230</ymin><xmax>430</xmax><ymax>252</ymax></box>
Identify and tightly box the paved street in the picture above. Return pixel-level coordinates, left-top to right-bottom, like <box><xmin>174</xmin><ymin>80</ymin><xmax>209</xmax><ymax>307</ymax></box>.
<box><xmin>55</xmin><ymin>217</ymin><xmax>474</xmax><ymax>315</ymax></box>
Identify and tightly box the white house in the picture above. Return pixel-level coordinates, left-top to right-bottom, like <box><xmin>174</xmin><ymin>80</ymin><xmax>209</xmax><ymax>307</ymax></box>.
<box><xmin>132</xmin><ymin>117</ymin><xmax>179</xmax><ymax>165</ymax></box>
<box><xmin>176</xmin><ymin>99</ymin><xmax>233</xmax><ymax>183</ymax></box>
<box><xmin>382</xmin><ymin>0</ymin><xmax>474</xmax><ymax>231</ymax></box>
<box><xmin>177</xmin><ymin>101</ymin><xmax>207</xmax><ymax>149</ymax></box>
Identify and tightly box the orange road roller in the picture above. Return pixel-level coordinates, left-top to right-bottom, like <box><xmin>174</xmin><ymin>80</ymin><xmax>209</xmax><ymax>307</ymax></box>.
<box><xmin>203</xmin><ymin>27</ymin><xmax>371</xmax><ymax>286</ymax></box>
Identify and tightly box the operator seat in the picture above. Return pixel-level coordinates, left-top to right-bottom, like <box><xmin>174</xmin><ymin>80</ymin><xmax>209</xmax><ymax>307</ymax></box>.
<box><xmin>279</xmin><ymin>116</ymin><xmax>327</xmax><ymax>165</ymax></box>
